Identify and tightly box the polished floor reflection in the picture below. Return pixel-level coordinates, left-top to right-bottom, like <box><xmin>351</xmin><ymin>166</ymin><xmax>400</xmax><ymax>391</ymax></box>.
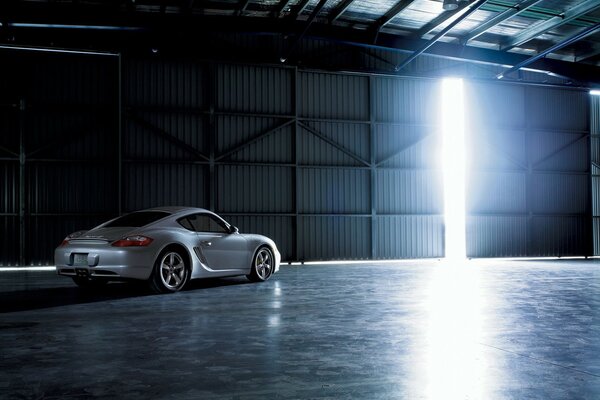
<box><xmin>1</xmin><ymin>259</ymin><xmax>600</xmax><ymax>399</ymax></box>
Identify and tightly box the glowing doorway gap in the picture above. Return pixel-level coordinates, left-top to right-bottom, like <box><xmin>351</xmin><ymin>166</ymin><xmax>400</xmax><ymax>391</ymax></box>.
<box><xmin>442</xmin><ymin>78</ymin><xmax>466</xmax><ymax>260</ymax></box>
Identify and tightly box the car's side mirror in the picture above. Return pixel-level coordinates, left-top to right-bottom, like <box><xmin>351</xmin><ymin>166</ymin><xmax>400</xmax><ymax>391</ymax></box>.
<box><xmin>230</xmin><ymin>225</ymin><xmax>239</xmax><ymax>234</ymax></box>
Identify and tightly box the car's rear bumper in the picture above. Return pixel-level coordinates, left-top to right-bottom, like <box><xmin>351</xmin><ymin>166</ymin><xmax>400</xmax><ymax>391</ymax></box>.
<box><xmin>54</xmin><ymin>244</ymin><xmax>155</xmax><ymax>281</ymax></box>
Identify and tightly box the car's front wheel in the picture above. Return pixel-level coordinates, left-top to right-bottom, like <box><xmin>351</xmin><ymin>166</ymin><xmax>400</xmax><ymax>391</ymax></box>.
<box><xmin>247</xmin><ymin>246</ymin><xmax>274</xmax><ymax>282</ymax></box>
<box><xmin>149</xmin><ymin>249</ymin><xmax>189</xmax><ymax>293</ymax></box>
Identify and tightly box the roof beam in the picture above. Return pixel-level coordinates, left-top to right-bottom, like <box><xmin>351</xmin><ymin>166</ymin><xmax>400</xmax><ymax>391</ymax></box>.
<box><xmin>461</xmin><ymin>0</ymin><xmax>543</xmax><ymax>44</ymax></box>
<box><xmin>273</xmin><ymin>0</ymin><xmax>294</xmax><ymax>17</ymax></box>
<box><xmin>236</xmin><ymin>0</ymin><xmax>251</xmax><ymax>16</ymax></box>
<box><xmin>501</xmin><ymin>0</ymin><xmax>600</xmax><ymax>51</ymax></box>
<box><xmin>576</xmin><ymin>44</ymin><xmax>600</xmax><ymax>63</ymax></box>
<box><xmin>416</xmin><ymin>4</ymin><xmax>466</xmax><ymax>38</ymax></box>
<box><xmin>281</xmin><ymin>0</ymin><xmax>329</xmax><ymax>61</ymax></box>
<box><xmin>498</xmin><ymin>21</ymin><xmax>600</xmax><ymax>79</ymax></box>
<box><xmin>374</xmin><ymin>0</ymin><xmax>416</xmax><ymax>30</ymax></box>
<box><xmin>328</xmin><ymin>0</ymin><xmax>355</xmax><ymax>24</ymax></box>
<box><xmin>396</xmin><ymin>0</ymin><xmax>489</xmax><ymax>72</ymax></box>
<box><xmin>289</xmin><ymin>0</ymin><xmax>311</xmax><ymax>20</ymax></box>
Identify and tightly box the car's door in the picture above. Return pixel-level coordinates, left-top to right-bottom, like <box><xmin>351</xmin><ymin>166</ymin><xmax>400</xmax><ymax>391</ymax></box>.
<box><xmin>182</xmin><ymin>213</ymin><xmax>248</xmax><ymax>272</ymax></box>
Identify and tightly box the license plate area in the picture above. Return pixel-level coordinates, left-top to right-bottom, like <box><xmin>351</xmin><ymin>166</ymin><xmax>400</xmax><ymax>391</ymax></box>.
<box><xmin>73</xmin><ymin>253</ymin><xmax>88</xmax><ymax>266</ymax></box>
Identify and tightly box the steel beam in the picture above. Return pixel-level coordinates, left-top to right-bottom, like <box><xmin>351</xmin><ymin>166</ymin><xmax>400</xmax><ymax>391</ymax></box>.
<box><xmin>498</xmin><ymin>21</ymin><xmax>600</xmax><ymax>79</ymax></box>
<box><xmin>280</xmin><ymin>0</ymin><xmax>328</xmax><ymax>62</ymax></box>
<box><xmin>19</xmin><ymin>98</ymin><xmax>25</xmax><ymax>267</ymax></box>
<box><xmin>501</xmin><ymin>0</ymin><xmax>600</xmax><ymax>51</ymax></box>
<box><xmin>375</xmin><ymin>0</ymin><xmax>416</xmax><ymax>31</ymax></box>
<box><xmin>3</xmin><ymin>9</ymin><xmax>600</xmax><ymax>85</ymax></box>
<box><xmin>328</xmin><ymin>0</ymin><xmax>355</xmax><ymax>24</ymax></box>
<box><xmin>289</xmin><ymin>0</ymin><xmax>311</xmax><ymax>20</ymax></box>
<box><xmin>461</xmin><ymin>0</ymin><xmax>543</xmax><ymax>44</ymax></box>
<box><xmin>127</xmin><ymin>112</ymin><xmax>210</xmax><ymax>161</ymax></box>
<box><xmin>575</xmin><ymin>45</ymin><xmax>600</xmax><ymax>63</ymax></box>
<box><xmin>297</xmin><ymin>121</ymin><xmax>370</xmax><ymax>167</ymax></box>
<box><xmin>395</xmin><ymin>0</ymin><xmax>489</xmax><ymax>72</ymax></box>
<box><xmin>215</xmin><ymin>119</ymin><xmax>295</xmax><ymax>161</ymax></box>
<box><xmin>416</xmin><ymin>5</ymin><xmax>466</xmax><ymax>38</ymax></box>
<box><xmin>236</xmin><ymin>0</ymin><xmax>252</xmax><ymax>16</ymax></box>
<box><xmin>274</xmin><ymin>0</ymin><xmax>294</xmax><ymax>17</ymax></box>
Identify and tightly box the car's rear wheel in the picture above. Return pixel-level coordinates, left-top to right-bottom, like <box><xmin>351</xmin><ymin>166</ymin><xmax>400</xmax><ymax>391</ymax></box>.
<box><xmin>149</xmin><ymin>250</ymin><xmax>189</xmax><ymax>293</ymax></box>
<box><xmin>247</xmin><ymin>247</ymin><xmax>274</xmax><ymax>282</ymax></box>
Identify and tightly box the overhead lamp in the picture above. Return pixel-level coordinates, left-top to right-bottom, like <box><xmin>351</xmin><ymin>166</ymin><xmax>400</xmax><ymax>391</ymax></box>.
<box><xmin>443</xmin><ymin>0</ymin><xmax>459</xmax><ymax>11</ymax></box>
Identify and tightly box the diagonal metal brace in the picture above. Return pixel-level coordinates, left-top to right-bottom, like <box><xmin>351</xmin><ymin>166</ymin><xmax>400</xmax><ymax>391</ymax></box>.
<box><xmin>298</xmin><ymin>121</ymin><xmax>370</xmax><ymax>167</ymax></box>
<box><xmin>127</xmin><ymin>111</ymin><xmax>210</xmax><ymax>161</ymax></box>
<box><xmin>216</xmin><ymin>118</ymin><xmax>295</xmax><ymax>161</ymax></box>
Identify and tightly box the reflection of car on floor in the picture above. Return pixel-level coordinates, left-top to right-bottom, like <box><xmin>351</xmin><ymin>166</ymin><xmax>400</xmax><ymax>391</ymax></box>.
<box><xmin>55</xmin><ymin>207</ymin><xmax>281</xmax><ymax>293</ymax></box>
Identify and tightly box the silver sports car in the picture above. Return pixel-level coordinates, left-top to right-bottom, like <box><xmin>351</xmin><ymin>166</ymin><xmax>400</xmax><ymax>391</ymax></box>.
<box><xmin>55</xmin><ymin>207</ymin><xmax>281</xmax><ymax>293</ymax></box>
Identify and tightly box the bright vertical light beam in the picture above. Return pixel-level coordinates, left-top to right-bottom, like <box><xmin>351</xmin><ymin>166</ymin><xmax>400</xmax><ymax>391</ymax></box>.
<box><xmin>442</xmin><ymin>78</ymin><xmax>466</xmax><ymax>260</ymax></box>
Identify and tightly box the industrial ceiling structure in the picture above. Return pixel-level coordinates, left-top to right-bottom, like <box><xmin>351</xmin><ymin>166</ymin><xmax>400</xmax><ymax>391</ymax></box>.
<box><xmin>1</xmin><ymin>0</ymin><xmax>600</xmax><ymax>86</ymax></box>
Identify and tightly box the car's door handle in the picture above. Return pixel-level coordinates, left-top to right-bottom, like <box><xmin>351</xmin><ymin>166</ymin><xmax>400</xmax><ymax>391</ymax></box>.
<box><xmin>201</xmin><ymin>241</ymin><xmax>212</xmax><ymax>247</ymax></box>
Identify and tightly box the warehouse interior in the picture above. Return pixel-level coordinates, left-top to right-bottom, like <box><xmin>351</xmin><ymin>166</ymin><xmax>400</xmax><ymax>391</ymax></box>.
<box><xmin>2</xmin><ymin>0</ymin><xmax>600</xmax><ymax>398</ymax></box>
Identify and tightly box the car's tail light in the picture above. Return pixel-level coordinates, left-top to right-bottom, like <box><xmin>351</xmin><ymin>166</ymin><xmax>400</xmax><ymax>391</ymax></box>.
<box><xmin>59</xmin><ymin>231</ymin><xmax>87</xmax><ymax>247</ymax></box>
<box><xmin>111</xmin><ymin>235</ymin><xmax>153</xmax><ymax>247</ymax></box>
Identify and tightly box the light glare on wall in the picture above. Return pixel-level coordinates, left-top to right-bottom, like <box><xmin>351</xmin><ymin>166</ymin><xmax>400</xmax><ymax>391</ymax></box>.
<box><xmin>442</xmin><ymin>78</ymin><xmax>467</xmax><ymax>260</ymax></box>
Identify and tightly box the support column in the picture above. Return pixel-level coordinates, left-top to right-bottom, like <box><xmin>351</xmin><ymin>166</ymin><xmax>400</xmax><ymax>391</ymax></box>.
<box><xmin>19</xmin><ymin>98</ymin><xmax>25</xmax><ymax>266</ymax></box>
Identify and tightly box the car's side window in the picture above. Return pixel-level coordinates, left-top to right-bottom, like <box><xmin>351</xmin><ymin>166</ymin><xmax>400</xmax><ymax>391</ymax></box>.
<box><xmin>178</xmin><ymin>217</ymin><xmax>194</xmax><ymax>231</ymax></box>
<box><xmin>184</xmin><ymin>214</ymin><xmax>229</xmax><ymax>233</ymax></box>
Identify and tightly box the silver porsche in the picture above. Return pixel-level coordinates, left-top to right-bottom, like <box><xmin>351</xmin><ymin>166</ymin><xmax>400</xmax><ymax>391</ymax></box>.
<box><xmin>55</xmin><ymin>207</ymin><xmax>281</xmax><ymax>293</ymax></box>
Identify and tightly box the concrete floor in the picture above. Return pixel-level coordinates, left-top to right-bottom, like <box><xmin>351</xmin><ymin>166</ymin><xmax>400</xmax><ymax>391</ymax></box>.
<box><xmin>1</xmin><ymin>259</ymin><xmax>600</xmax><ymax>399</ymax></box>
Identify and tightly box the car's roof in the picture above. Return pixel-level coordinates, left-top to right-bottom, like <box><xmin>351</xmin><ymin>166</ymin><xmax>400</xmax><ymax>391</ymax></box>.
<box><xmin>142</xmin><ymin>206</ymin><xmax>211</xmax><ymax>215</ymax></box>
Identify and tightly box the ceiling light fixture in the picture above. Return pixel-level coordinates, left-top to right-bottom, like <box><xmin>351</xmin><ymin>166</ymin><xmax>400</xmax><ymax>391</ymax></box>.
<box><xmin>443</xmin><ymin>0</ymin><xmax>459</xmax><ymax>10</ymax></box>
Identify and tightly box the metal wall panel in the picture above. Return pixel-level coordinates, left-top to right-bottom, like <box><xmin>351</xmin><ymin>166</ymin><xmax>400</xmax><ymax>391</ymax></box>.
<box><xmin>298</xmin><ymin>168</ymin><xmax>370</xmax><ymax>214</ymax></box>
<box><xmin>373</xmin><ymin>77</ymin><xmax>439</xmax><ymax>123</ymax></box>
<box><xmin>299</xmin><ymin>121</ymin><xmax>370</xmax><ymax>166</ymax></box>
<box><xmin>529</xmin><ymin>131</ymin><xmax>589</xmax><ymax>172</ymax></box>
<box><xmin>125</xmin><ymin>113</ymin><xmax>209</xmax><ymax>160</ymax></box>
<box><xmin>217</xmin><ymin>64</ymin><xmax>293</xmax><ymax>114</ymax></box>
<box><xmin>298</xmin><ymin>216</ymin><xmax>371</xmax><ymax>260</ymax></box>
<box><xmin>591</xmin><ymin>96</ymin><xmax>600</xmax><ymax>255</ymax></box>
<box><xmin>217</xmin><ymin>165</ymin><xmax>293</xmax><ymax>213</ymax></box>
<box><xmin>530</xmin><ymin>174</ymin><xmax>588</xmax><ymax>215</ymax></box>
<box><xmin>298</xmin><ymin>72</ymin><xmax>368</xmax><ymax>120</ymax></box>
<box><xmin>1</xmin><ymin>163</ymin><xmax>18</xmax><ymax>215</ymax></box>
<box><xmin>0</xmin><ymin>217</ymin><xmax>19</xmax><ymax>266</ymax></box>
<box><xmin>466</xmin><ymin>81</ymin><xmax>591</xmax><ymax>257</ymax></box>
<box><xmin>125</xmin><ymin>58</ymin><xmax>207</xmax><ymax>108</ymax></box>
<box><xmin>467</xmin><ymin>216</ymin><xmax>528</xmax><ymax>257</ymax></box>
<box><xmin>376</xmin><ymin>216</ymin><xmax>444</xmax><ymax>259</ymax></box>
<box><xmin>530</xmin><ymin>217</ymin><xmax>588</xmax><ymax>257</ymax></box>
<box><xmin>374</xmin><ymin>124</ymin><xmax>438</xmax><ymax>169</ymax></box>
<box><xmin>124</xmin><ymin>163</ymin><xmax>209</xmax><ymax>211</ymax></box>
<box><xmin>0</xmin><ymin>50</ymin><xmax>118</xmax><ymax>266</ymax></box>
<box><xmin>217</xmin><ymin>116</ymin><xmax>293</xmax><ymax>163</ymax></box>
<box><xmin>526</xmin><ymin>87</ymin><xmax>589</xmax><ymax>132</ymax></box>
<box><xmin>468</xmin><ymin>172</ymin><xmax>526</xmax><ymax>214</ymax></box>
<box><xmin>375</xmin><ymin>170</ymin><xmax>442</xmax><ymax>215</ymax></box>
<box><xmin>28</xmin><ymin>163</ymin><xmax>116</xmax><ymax>214</ymax></box>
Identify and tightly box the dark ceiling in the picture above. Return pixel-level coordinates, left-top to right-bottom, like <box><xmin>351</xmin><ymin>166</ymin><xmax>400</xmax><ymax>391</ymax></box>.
<box><xmin>1</xmin><ymin>0</ymin><xmax>600</xmax><ymax>86</ymax></box>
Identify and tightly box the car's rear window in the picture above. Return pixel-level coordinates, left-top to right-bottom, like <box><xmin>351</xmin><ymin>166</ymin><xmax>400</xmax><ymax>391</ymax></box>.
<box><xmin>104</xmin><ymin>211</ymin><xmax>171</xmax><ymax>228</ymax></box>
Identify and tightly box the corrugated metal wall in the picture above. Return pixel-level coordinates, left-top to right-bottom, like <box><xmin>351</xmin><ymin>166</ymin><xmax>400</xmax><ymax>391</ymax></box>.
<box><xmin>591</xmin><ymin>95</ymin><xmax>600</xmax><ymax>255</ymax></box>
<box><xmin>0</xmin><ymin>50</ymin><xmax>119</xmax><ymax>266</ymax></box>
<box><xmin>465</xmin><ymin>81</ymin><xmax>592</xmax><ymax>257</ymax></box>
<box><xmin>124</xmin><ymin>59</ymin><xmax>444</xmax><ymax>261</ymax></box>
<box><xmin>0</xmin><ymin>48</ymin><xmax>593</xmax><ymax>265</ymax></box>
